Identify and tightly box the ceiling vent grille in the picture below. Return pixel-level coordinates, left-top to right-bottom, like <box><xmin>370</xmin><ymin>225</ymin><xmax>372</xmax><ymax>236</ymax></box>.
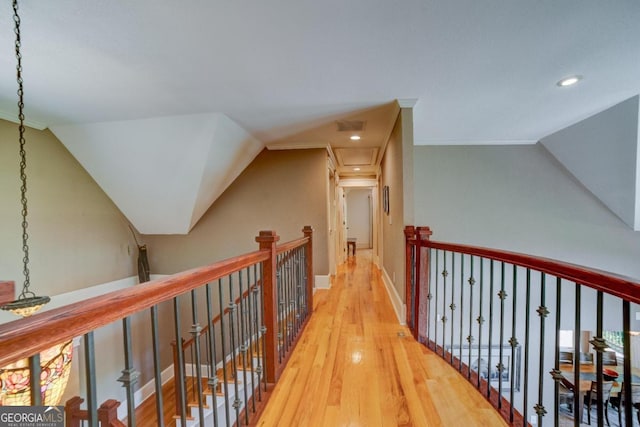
<box><xmin>336</xmin><ymin>120</ymin><xmax>366</xmax><ymax>132</ymax></box>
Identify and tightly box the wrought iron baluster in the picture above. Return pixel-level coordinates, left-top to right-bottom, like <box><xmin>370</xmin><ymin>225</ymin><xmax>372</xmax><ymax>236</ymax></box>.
<box><xmin>205</xmin><ymin>283</ymin><xmax>220</xmax><ymax>427</ymax></box>
<box><xmin>277</xmin><ymin>253</ymin><xmax>285</xmax><ymax>362</ymax></box>
<box><xmin>623</xmin><ymin>300</ymin><xmax>632</xmax><ymax>426</ymax></box>
<box><xmin>573</xmin><ymin>283</ymin><xmax>581</xmax><ymax>427</ymax></box>
<box><xmin>477</xmin><ymin>257</ymin><xmax>484</xmax><ymax>389</ymax></box>
<box><xmin>173</xmin><ymin>297</ymin><xmax>187</xmax><ymax>424</ymax></box>
<box><xmin>487</xmin><ymin>260</ymin><xmax>494</xmax><ymax>400</ymax></box>
<box><xmin>259</xmin><ymin>262</ymin><xmax>268</xmax><ymax>392</ymax></box>
<box><xmin>119</xmin><ymin>316</ymin><xmax>140</xmax><ymax>427</ymax></box>
<box><xmin>434</xmin><ymin>249</ymin><xmax>439</xmax><ymax>352</ymax></box>
<box><xmin>228</xmin><ymin>275</ymin><xmax>242</xmax><ymax>422</ymax></box>
<box><xmin>238</xmin><ymin>269</ymin><xmax>250</xmax><ymax>425</ymax></box>
<box><xmin>246</xmin><ymin>265</ymin><xmax>257</xmax><ymax>412</ymax></box>
<box><xmin>150</xmin><ymin>305</ymin><xmax>165</xmax><ymax>426</ymax></box>
<box><xmin>84</xmin><ymin>331</ymin><xmax>98</xmax><ymax>426</ymax></box>
<box><xmin>450</xmin><ymin>252</ymin><xmax>455</xmax><ymax>365</ymax></box>
<box><xmin>190</xmin><ymin>290</ymin><xmax>205</xmax><ymax>424</ymax></box>
<box><xmin>459</xmin><ymin>253</ymin><xmax>464</xmax><ymax>371</ymax></box>
<box><xmin>552</xmin><ymin>277</ymin><xmax>562</xmax><ymax>427</ymax></box>
<box><xmin>594</xmin><ymin>291</ymin><xmax>604</xmax><ymax>426</ymax></box>
<box><xmin>508</xmin><ymin>265</ymin><xmax>517</xmax><ymax>422</ymax></box>
<box><xmin>251</xmin><ymin>263</ymin><xmax>264</xmax><ymax>401</ymax></box>
<box><xmin>28</xmin><ymin>353</ymin><xmax>41</xmax><ymax>406</ymax></box>
<box><xmin>467</xmin><ymin>255</ymin><xmax>475</xmax><ymax>380</ymax></box>
<box><xmin>497</xmin><ymin>262</ymin><xmax>506</xmax><ymax>409</ymax></box>
<box><xmin>442</xmin><ymin>251</ymin><xmax>448</xmax><ymax>358</ymax></box>
<box><xmin>217</xmin><ymin>279</ymin><xmax>231</xmax><ymax>427</ymax></box>
<box><xmin>534</xmin><ymin>271</ymin><xmax>547</xmax><ymax>427</ymax></box>
<box><xmin>523</xmin><ymin>270</ymin><xmax>532</xmax><ymax>427</ymax></box>
<box><xmin>426</xmin><ymin>247</ymin><xmax>432</xmax><ymax>345</ymax></box>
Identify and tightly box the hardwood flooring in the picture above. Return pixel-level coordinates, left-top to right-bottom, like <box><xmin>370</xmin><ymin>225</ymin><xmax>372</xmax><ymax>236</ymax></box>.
<box><xmin>256</xmin><ymin>250</ymin><xmax>508</xmax><ymax>426</ymax></box>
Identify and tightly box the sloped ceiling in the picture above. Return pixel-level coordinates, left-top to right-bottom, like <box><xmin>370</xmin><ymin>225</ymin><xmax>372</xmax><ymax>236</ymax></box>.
<box><xmin>50</xmin><ymin>114</ymin><xmax>263</xmax><ymax>234</ymax></box>
<box><xmin>541</xmin><ymin>96</ymin><xmax>640</xmax><ymax>230</ymax></box>
<box><xmin>0</xmin><ymin>1</ymin><xmax>638</xmax><ymax>233</ymax></box>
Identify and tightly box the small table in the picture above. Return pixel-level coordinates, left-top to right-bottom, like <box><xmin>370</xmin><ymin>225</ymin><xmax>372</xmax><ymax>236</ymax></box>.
<box><xmin>347</xmin><ymin>238</ymin><xmax>356</xmax><ymax>256</ymax></box>
<box><xmin>560</xmin><ymin>364</ymin><xmax>621</xmax><ymax>423</ymax></box>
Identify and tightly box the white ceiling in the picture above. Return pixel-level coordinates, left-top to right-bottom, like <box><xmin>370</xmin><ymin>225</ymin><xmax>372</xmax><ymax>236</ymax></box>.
<box><xmin>0</xmin><ymin>1</ymin><xmax>638</xmax><ymax>233</ymax></box>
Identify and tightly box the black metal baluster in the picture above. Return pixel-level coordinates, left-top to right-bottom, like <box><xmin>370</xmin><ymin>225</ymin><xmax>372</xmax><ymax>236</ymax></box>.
<box><xmin>150</xmin><ymin>305</ymin><xmax>165</xmax><ymax>426</ymax></box>
<box><xmin>509</xmin><ymin>265</ymin><xmax>517</xmax><ymax>422</ymax></box>
<box><xmin>524</xmin><ymin>268</ymin><xmax>532</xmax><ymax>425</ymax></box>
<box><xmin>228</xmin><ymin>275</ymin><xmax>241</xmax><ymax>422</ymax></box>
<box><xmin>259</xmin><ymin>262</ymin><xmax>268</xmax><ymax>392</ymax></box>
<box><xmin>277</xmin><ymin>254</ymin><xmax>284</xmax><ymax>362</ymax></box>
<box><xmin>487</xmin><ymin>260</ymin><xmax>494</xmax><ymax>400</ymax></box>
<box><xmin>497</xmin><ymin>262</ymin><xmax>506</xmax><ymax>409</ymax></box>
<box><xmin>450</xmin><ymin>252</ymin><xmax>456</xmax><ymax>365</ymax></box>
<box><xmin>218</xmin><ymin>279</ymin><xmax>231</xmax><ymax>427</ymax></box>
<box><xmin>173</xmin><ymin>297</ymin><xmax>188</xmax><ymax>424</ymax></box>
<box><xmin>593</xmin><ymin>291</ymin><xmax>604</xmax><ymax>426</ymax></box>
<box><xmin>410</xmin><ymin>242</ymin><xmax>416</xmax><ymax>332</ymax></box>
<box><xmin>573</xmin><ymin>284</ymin><xmax>581</xmax><ymax>427</ymax></box>
<box><xmin>426</xmin><ymin>247</ymin><xmax>432</xmax><ymax>346</ymax></box>
<box><xmin>434</xmin><ymin>249</ymin><xmax>439</xmax><ymax>352</ymax></box>
<box><xmin>535</xmin><ymin>272</ymin><xmax>547</xmax><ymax>427</ymax></box>
<box><xmin>459</xmin><ymin>253</ymin><xmax>464</xmax><ymax>371</ymax></box>
<box><xmin>467</xmin><ymin>255</ymin><xmax>475</xmax><ymax>380</ymax></box>
<box><xmin>477</xmin><ymin>257</ymin><xmax>484</xmax><ymax>389</ymax></box>
<box><xmin>28</xmin><ymin>353</ymin><xmax>41</xmax><ymax>406</ymax></box>
<box><xmin>246</xmin><ymin>266</ymin><xmax>257</xmax><ymax>413</ymax></box>
<box><xmin>552</xmin><ymin>277</ymin><xmax>562</xmax><ymax>427</ymax></box>
<box><xmin>119</xmin><ymin>316</ymin><xmax>140</xmax><ymax>427</ymax></box>
<box><xmin>205</xmin><ymin>283</ymin><xmax>220</xmax><ymax>427</ymax></box>
<box><xmin>238</xmin><ymin>269</ymin><xmax>250</xmax><ymax>425</ymax></box>
<box><xmin>84</xmin><ymin>331</ymin><xmax>98</xmax><ymax>426</ymax></box>
<box><xmin>623</xmin><ymin>300</ymin><xmax>632</xmax><ymax>427</ymax></box>
<box><xmin>442</xmin><ymin>251</ymin><xmax>448</xmax><ymax>358</ymax></box>
<box><xmin>189</xmin><ymin>290</ymin><xmax>205</xmax><ymax>424</ymax></box>
<box><xmin>252</xmin><ymin>263</ymin><xmax>264</xmax><ymax>401</ymax></box>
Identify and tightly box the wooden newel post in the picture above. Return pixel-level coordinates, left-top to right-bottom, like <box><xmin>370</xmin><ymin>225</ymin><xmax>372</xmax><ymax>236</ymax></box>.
<box><xmin>404</xmin><ymin>226</ymin><xmax>416</xmax><ymax>329</ymax></box>
<box><xmin>303</xmin><ymin>226</ymin><xmax>314</xmax><ymax>315</ymax></box>
<box><xmin>256</xmin><ymin>230</ymin><xmax>280</xmax><ymax>383</ymax></box>
<box><xmin>415</xmin><ymin>226</ymin><xmax>432</xmax><ymax>344</ymax></box>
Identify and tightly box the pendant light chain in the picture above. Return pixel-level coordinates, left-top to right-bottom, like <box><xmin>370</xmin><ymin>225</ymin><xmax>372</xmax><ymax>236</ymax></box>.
<box><xmin>13</xmin><ymin>0</ymin><xmax>32</xmax><ymax>299</ymax></box>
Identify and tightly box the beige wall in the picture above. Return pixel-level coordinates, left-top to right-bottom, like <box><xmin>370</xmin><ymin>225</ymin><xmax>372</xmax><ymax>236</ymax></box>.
<box><xmin>144</xmin><ymin>148</ymin><xmax>329</xmax><ymax>277</ymax></box>
<box><xmin>0</xmin><ymin>120</ymin><xmax>137</xmax><ymax>296</ymax></box>
<box><xmin>380</xmin><ymin>110</ymin><xmax>410</xmax><ymax>301</ymax></box>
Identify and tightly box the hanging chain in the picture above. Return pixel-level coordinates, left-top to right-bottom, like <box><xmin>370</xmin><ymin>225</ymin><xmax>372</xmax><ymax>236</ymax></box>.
<box><xmin>13</xmin><ymin>0</ymin><xmax>32</xmax><ymax>299</ymax></box>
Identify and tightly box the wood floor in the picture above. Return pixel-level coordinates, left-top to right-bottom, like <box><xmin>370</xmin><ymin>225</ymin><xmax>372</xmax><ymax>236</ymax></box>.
<box><xmin>256</xmin><ymin>250</ymin><xmax>508</xmax><ymax>426</ymax></box>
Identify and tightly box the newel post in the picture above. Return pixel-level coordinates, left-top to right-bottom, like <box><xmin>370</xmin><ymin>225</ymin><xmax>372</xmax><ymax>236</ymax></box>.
<box><xmin>303</xmin><ymin>226</ymin><xmax>314</xmax><ymax>314</ymax></box>
<box><xmin>404</xmin><ymin>226</ymin><xmax>416</xmax><ymax>329</ymax></box>
<box><xmin>415</xmin><ymin>226</ymin><xmax>433</xmax><ymax>344</ymax></box>
<box><xmin>256</xmin><ymin>230</ymin><xmax>280</xmax><ymax>383</ymax></box>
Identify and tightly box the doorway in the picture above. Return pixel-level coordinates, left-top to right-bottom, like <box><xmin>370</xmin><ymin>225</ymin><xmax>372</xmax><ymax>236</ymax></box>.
<box><xmin>345</xmin><ymin>188</ymin><xmax>373</xmax><ymax>251</ymax></box>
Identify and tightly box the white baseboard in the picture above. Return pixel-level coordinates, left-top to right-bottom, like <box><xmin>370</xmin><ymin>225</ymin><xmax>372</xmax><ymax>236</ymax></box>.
<box><xmin>381</xmin><ymin>268</ymin><xmax>406</xmax><ymax>325</ymax></box>
<box><xmin>315</xmin><ymin>274</ymin><xmax>330</xmax><ymax>289</ymax></box>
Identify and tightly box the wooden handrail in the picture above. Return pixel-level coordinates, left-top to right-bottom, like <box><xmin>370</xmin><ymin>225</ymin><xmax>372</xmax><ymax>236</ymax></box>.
<box><xmin>417</xmin><ymin>239</ymin><xmax>640</xmax><ymax>304</ymax></box>
<box><xmin>276</xmin><ymin>237</ymin><xmax>309</xmax><ymax>254</ymax></box>
<box><xmin>0</xmin><ymin>249</ymin><xmax>270</xmax><ymax>367</ymax></box>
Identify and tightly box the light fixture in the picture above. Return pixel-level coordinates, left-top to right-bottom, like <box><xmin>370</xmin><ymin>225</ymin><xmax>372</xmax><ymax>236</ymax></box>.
<box><xmin>354</xmin><ymin>167</ymin><xmax>361</xmax><ymax>171</ymax></box>
<box><xmin>556</xmin><ymin>75</ymin><xmax>582</xmax><ymax>87</ymax></box>
<box><xmin>350</xmin><ymin>135</ymin><xmax>361</xmax><ymax>141</ymax></box>
<box><xmin>0</xmin><ymin>0</ymin><xmax>72</xmax><ymax>407</ymax></box>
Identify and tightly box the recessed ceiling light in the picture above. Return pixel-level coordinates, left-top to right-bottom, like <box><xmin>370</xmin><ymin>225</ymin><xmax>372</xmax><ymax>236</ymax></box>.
<box><xmin>350</xmin><ymin>135</ymin><xmax>361</xmax><ymax>141</ymax></box>
<box><xmin>557</xmin><ymin>75</ymin><xmax>582</xmax><ymax>87</ymax></box>
<box><xmin>354</xmin><ymin>167</ymin><xmax>361</xmax><ymax>171</ymax></box>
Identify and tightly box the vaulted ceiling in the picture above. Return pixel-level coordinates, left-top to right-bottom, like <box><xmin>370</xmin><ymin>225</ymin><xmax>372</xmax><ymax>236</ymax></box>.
<box><xmin>0</xmin><ymin>1</ymin><xmax>638</xmax><ymax>233</ymax></box>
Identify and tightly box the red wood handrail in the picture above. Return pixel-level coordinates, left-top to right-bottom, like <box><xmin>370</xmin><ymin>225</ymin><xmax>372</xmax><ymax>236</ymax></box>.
<box><xmin>0</xmin><ymin>249</ymin><xmax>270</xmax><ymax>367</ymax></box>
<box><xmin>407</xmin><ymin>227</ymin><xmax>640</xmax><ymax>306</ymax></box>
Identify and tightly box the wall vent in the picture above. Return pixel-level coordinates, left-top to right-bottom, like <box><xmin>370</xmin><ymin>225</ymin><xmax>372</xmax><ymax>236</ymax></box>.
<box><xmin>336</xmin><ymin>120</ymin><xmax>366</xmax><ymax>132</ymax></box>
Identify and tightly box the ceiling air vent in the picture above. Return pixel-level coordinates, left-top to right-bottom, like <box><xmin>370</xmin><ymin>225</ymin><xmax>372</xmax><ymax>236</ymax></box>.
<box><xmin>336</xmin><ymin>120</ymin><xmax>366</xmax><ymax>132</ymax></box>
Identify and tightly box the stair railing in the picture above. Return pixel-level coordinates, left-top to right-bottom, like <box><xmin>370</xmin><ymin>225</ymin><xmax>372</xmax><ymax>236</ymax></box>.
<box><xmin>406</xmin><ymin>225</ymin><xmax>640</xmax><ymax>427</ymax></box>
<box><xmin>0</xmin><ymin>226</ymin><xmax>313</xmax><ymax>427</ymax></box>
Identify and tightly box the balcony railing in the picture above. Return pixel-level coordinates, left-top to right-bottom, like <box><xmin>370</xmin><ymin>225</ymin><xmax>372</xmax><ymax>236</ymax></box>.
<box><xmin>0</xmin><ymin>226</ymin><xmax>313</xmax><ymax>427</ymax></box>
<box><xmin>405</xmin><ymin>226</ymin><xmax>640</xmax><ymax>427</ymax></box>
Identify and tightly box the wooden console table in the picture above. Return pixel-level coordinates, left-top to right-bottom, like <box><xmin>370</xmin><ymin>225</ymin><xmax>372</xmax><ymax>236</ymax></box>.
<box><xmin>347</xmin><ymin>238</ymin><xmax>356</xmax><ymax>256</ymax></box>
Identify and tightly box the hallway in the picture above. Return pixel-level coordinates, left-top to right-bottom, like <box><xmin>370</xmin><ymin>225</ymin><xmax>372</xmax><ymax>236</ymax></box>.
<box><xmin>256</xmin><ymin>250</ymin><xmax>508</xmax><ymax>426</ymax></box>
